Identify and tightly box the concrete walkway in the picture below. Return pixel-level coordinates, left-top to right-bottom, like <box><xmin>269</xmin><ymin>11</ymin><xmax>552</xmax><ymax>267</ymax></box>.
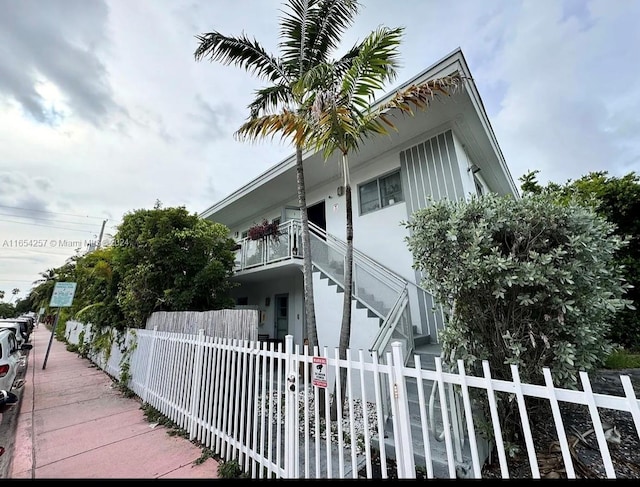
<box><xmin>5</xmin><ymin>325</ymin><xmax>220</xmax><ymax>479</ymax></box>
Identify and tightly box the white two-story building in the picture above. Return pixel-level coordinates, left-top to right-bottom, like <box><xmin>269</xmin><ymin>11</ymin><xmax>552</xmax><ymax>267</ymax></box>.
<box><xmin>200</xmin><ymin>48</ymin><xmax>519</xmax><ymax>364</ymax></box>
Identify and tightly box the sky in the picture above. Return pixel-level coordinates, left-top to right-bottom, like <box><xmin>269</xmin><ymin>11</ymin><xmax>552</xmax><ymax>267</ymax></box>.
<box><xmin>1</xmin><ymin>0</ymin><xmax>639</xmax><ymax>304</ymax></box>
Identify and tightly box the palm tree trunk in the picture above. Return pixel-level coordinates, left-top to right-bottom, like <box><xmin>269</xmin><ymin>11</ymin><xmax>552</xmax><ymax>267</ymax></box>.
<box><xmin>296</xmin><ymin>145</ymin><xmax>326</xmax><ymax>416</ymax></box>
<box><xmin>330</xmin><ymin>153</ymin><xmax>353</xmax><ymax>421</ymax></box>
<box><xmin>296</xmin><ymin>146</ymin><xmax>318</xmax><ymax>349</ymax></box>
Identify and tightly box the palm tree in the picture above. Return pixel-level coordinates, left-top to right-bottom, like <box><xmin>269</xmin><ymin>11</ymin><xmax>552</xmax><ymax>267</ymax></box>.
<box><xmin>33</xmin><ymin>268</ymin><xmax>57</xmax><ymax>286</ymax></box>
<box><xmin>10</xmin><ymin>288</ymin><xmax>20</xmax><ymax>304</ymax></box>
<box><xmin>193</xmin><ymin>0</ymin><xmax>361</xmax><ymax>352</ymax></box>
<box><xmin>303</xmin><ymin>27</ymin><xmax>465</xmax><ymax>418</ymax></box>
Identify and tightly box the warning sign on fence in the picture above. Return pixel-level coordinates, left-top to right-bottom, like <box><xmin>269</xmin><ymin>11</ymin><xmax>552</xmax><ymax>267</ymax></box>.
<box><xmin>312</xmin><ymin>357</ymin><xmax>327</xmax><ymax>388</ymax></box>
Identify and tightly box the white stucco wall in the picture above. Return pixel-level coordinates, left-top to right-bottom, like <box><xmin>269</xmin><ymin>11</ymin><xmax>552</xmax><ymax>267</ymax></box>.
<box><xmin>312</xmin><ymin>270</ymin><xmax>381</xmax><ymax>401</ymax></box>
<box><xmin>312</xmin><ymin>271</ymin><xmax>380</xmax><ymax>355</ymax></box>
<box><xmin>231</xmin><ymin>272</ymin><xmax>304</xmax><ymax>345</ymax></box>
<box><xmin>301</xmin><ymin>151</ymin><xmax>417</xmax><ymax>284</ymax></box>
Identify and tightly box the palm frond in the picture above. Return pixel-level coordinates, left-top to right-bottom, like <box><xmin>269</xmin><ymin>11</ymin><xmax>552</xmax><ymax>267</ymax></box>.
<box><xmin>278</xmin><ymin>0</ymin><xmax>319</xmax><ymax>71</ymax></box>
<box><xmin>382</xmin><ymin>73</ymin><xmax>468</xmax><ymax>116</ymax></box>
<box><xmin>248</xmin><ymin>85</ymin><xmax>294</xmax><ymax>118</ymax></box>
<box><xmin>234</xmin><ymin>111</ymin><xmax>314</xmax><ymax>148</ymax></box>
<box><xmin>309</xmin><ymin>73</ymin><xmax>467</xmax><ymax>161</ymax></box>
<box><xmin>312</xmin><ymin>104</ymin><xmax>389</xmax><ymax>159</ymax></box>
<box><xmin>279</xmin><ymin>1</ymin><xmax>361</xmax><ymax>75</ymax></box>
<box><xmin>332</xmin><ymin>43</ymin><xmax>362</xmax><ymax>78</ymax></box>
<box><xmin>340</xmin><ymin>26</ymin><xmax>404</xmax><ymax>110</ymax></box>
<box><xmin>293</xmin><ymin>61</ymin><xmax>336</xmax><ymax>100</ymax></box>
<box><xmin>306</xmin><ymin>0</ymin><xmax>361</xmax><ymax>65</ymax></box>
<box><xmin>194</xmin><ymin>31</ymin><xmax>289</xmax><ymax>83</ymax></box>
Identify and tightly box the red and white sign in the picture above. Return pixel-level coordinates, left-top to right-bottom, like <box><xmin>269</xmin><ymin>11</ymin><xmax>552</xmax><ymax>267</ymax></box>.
<box><xmin>312</xmin><ymin>357</ymin><xmax>327</xmax><ymax>388</ymax></box>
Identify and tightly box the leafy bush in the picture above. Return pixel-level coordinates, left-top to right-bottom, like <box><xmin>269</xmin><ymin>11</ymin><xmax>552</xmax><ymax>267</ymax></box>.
<box><xmin>217</xmin><ymin>460</ymin><xmax>248</xmax><ymax>478</ymax></box>
<box><xmin>114</xmin><ymin>206</ymin><xmax>237</xmax><ymax>328</ymax></box>
<box><xmin>520</xmin><ymin>170</ymin><xmax>640</xmax><ymax>350</ymax></box>
<box><xmin>405</xmin><ymin>192</ymin><xmax>632</xmax><ymax>440</ymax></box>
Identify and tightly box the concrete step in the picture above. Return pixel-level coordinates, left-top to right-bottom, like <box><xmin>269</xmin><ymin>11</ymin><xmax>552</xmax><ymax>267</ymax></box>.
<box><xmin>406</xmin><ymin>343</ymin><xmax>442</xmax><ymax>371</ymax></box>
<box><xmin>374</xmin><ymin>422</ymin><xmax>473</xmax><ymax>478</ymax></box>
<box><xmin>413</xmin><ymin>333</ymin><xmax>431</xmax><ymax>347</ymax></box>
<box><xmin>373</xmin><ymin>342</ymin><xmax>477</xmax><ymax>478</ymax></box>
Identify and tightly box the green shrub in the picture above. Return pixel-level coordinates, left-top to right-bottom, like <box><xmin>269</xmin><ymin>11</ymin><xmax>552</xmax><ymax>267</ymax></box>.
<box><xmin>217</xmin><ymin>460</ymin><xmax>248</xmax><ymax>478</ymax></box>
<box><xmin>405</xmin><ymin>192</ymin><xmax>632</xmax><ymax>442</ymax></box>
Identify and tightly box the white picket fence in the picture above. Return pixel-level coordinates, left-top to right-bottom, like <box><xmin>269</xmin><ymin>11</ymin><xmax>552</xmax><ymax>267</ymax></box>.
<box><xmin>64</xmin><ymin>321</ymin><xmax>640</xmax><ymax>479</ymax></box>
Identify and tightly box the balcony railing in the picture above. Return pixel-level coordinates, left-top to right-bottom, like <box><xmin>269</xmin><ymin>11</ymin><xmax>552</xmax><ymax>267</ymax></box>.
<box><xmin>234</xmin><ymin>220</ymin><xmax>303</xmax><ymax>271</ymax></box>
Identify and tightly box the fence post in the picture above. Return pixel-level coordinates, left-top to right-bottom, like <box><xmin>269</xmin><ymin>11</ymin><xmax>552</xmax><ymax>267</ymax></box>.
<box><xmin>143</xmin><ymin>326</ymin><xmax>158</xmax><ymax>404</ymax></box>
<box><xmin>284</xmin><ymin>335</ymin><xmax>296</xmax><ymax>478</ymax></box>
<box><xmin>189</xmin><ymin>329</ymin><xmax>206</xmax><ymax>440</ymax></box>
<box><xmin>390</xmin><ymin>341</ymin><xmax>416</xmax><ymax>478</ymax></box>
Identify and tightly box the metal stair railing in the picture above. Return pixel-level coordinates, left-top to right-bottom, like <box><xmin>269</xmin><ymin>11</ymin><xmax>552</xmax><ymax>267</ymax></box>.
<box><xmin>306</xmin><ymin>221</ymin><xmax>414</xmax><ymax>363</ymax></box>
<box><xmin>308</xmin><ymin>221</ymin><xmax>405</xmax><ymax>319</ymax></box>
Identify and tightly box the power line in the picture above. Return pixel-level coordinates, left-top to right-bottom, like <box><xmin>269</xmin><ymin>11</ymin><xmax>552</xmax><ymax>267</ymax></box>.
<box><xmin>0</xmin><ymin>218</ymin><xmax>97</xmax><ymax>234</ymax></box>
<box><xmin>0</xmin><ymin>203</ymin><xmax>106</xmax><ymax>220</ymax></box>
<box><xmin>0</xmin><ymin>212</ymin><xmax>100</xmax><ymax>227</ymax></box>
<box><xmin>0</xmin><ymin>248</ymin><xmax>78</xmax><ymax>256</ymax></box>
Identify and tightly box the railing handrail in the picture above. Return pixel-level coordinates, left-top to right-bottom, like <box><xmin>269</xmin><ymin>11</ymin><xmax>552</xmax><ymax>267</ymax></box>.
<box><xmin>369</xmin><ymin>286</ymin><xmax>409</xmax><ymax>354</ymax></box>
<box><xmin>308</xmin><ymin>221</ymin><xmax>407</xmax><ymax>293</ymax></box>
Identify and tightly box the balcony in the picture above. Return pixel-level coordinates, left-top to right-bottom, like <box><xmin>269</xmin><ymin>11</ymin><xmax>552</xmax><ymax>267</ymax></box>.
<box><xmin>234</xmin><ymin>219</ymin><xmax>303</xmax><ymax>272</ymax></box>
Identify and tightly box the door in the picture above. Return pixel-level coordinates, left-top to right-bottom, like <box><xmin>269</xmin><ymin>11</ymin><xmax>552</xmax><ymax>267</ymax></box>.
<box><xmin>274</xmin><ymin>294</ymin><xmax>289</xmax><ymax>341</ymax></box>
<box><xmin>307</xmin><ymin>201</ymin><xmax>326</xmax><ymax>233</ymax></box>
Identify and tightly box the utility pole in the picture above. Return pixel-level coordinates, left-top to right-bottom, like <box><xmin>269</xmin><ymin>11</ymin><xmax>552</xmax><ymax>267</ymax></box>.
<box><xmin>96</xmin><ymin>219</ymin><xmax>107</xmax><ymax>249</ymax></box>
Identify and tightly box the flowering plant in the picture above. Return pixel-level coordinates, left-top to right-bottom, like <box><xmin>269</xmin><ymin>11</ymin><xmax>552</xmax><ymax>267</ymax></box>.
<box><xmin>247</xmin><ymin>219</ymin><xmax>280</xmax><ymax>241</ymax></box>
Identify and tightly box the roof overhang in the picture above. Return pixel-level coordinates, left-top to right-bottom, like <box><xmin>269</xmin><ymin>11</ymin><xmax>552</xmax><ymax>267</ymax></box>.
<box><xmin>200</xmin><ymin>48</ymin><xmax>519</xmax><ymax>227</ymax></box>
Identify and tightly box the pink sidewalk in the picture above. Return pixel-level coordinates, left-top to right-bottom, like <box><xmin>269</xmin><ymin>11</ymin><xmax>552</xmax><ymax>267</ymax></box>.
<box><xmin>9</xmin><ymin>325</ymin><xmax>220</xmax><ymax>479</ymax></box>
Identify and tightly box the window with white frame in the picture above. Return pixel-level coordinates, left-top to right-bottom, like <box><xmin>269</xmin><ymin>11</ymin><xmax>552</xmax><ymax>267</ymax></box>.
<box><xmin>358</xmin><ymin>170</ymin><xmax>404</xmax><ymax>214</ymax></box>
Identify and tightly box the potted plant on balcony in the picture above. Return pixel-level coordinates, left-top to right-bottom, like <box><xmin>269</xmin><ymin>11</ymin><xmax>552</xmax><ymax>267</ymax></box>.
<box><xmin>248</xmin><ymin>219</ymin><xmax>281</xmax><ymax>242</ymax></box>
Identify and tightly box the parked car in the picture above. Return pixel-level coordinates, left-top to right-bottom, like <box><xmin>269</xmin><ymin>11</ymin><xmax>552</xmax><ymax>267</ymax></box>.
<box><xmin>0</xmin><ymin>320</ymin><xmax>28</xmax><ymax>349</ymax></box>
<box><xmin>0</xmin><ymin>318</ymin><xmax>32</xmax><ymax>345</ymax></box>
<box><xmin>0</xmin><ymin>328</ymin><xmax>31</xmax><ymax>406</ymax></box>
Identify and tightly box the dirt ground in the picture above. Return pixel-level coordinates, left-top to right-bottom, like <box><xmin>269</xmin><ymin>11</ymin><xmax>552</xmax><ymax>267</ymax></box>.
<box><xmin>359</xmin><ymin>368</ymin><xmax>640</xmax><ymax>479</ymax></box>
<box><xmin>481</xmin><ymin>368</ymin><xmax>640</xmax><ymax>479</ymax></box>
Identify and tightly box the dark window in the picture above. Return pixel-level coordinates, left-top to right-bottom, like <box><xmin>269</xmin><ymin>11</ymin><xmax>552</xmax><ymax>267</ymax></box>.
<box><xmin>236</xmin><ymin>297</ymin><xmax>248</xmax><ymax>306</ymax></box>
<box><xmin>358</xmin><ymin>170</ymin><xmax>403</xmax><ymax>215</ymax></box>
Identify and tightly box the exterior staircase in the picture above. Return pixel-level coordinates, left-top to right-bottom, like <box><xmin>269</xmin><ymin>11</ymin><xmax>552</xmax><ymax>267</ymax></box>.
<box><xmin>306</xmin><ymin>223</ymin><xmax>480</xmax><ymax>477</ymax></box>
<box><xmin>373</xmin><ymin>338</ymin><xmax>478</xmax><ymax>478</ymax></box>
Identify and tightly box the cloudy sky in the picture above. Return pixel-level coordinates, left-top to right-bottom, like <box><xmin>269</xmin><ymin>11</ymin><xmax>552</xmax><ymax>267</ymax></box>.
<box><xmin>1</xmin><ymin>0</ymin><xmax>638</xmax><ymax>303</ymax></box>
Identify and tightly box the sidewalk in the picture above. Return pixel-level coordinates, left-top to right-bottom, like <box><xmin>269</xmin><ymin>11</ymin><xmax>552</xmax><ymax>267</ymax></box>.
<box><xmin>6</xmin><ymin>325</ymin><xmax>220</xmax><ymax>479</ymax></box>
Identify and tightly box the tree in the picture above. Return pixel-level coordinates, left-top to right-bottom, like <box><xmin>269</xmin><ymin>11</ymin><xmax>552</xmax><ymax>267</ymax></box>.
<box><xmin>14</xmin><ymin>298</ymin><xmax>31</xmax><ymax>315</ymax></box>
<box><xmin>0</xmin><ymin>301</ymin><xmax>16</xmax><ymax>318</ymax></box>
<box><xmin>405</xmin><ymin>192</ymin><xmax>631</xmax><ymax>443</ymax></box>
<box><xmin>0</xmin><ymin>290</ymin><xmax>4</xmax><ymax>301</ymax></box>
<box><xmin>193</xmin><ymin>0</ymin><xmax>361</xmax><ymax>352</ymax></box>
<box><xmin>304</xmin><ymin>26</ymin><xmax>464</xmax><ymax>418</ymax></box>
<box><xmin>10</xmin><ymin>288</ymin><xmax>20</xmax><ymax>304</ymax></box>
<box><xmin>113</xmin><ymin>206</ymin><xmax>237</xmax><ymax>328</ymax></box>
<box><xmin>33</xmin><ymin>268</ymin><xmax>58</xmax><ymax>286</ymax></box>
<box><xmin>71</xmin><ymin>247</ymin><xmax>125</xmax><ymax>331</ymax></box>
<box><xmin>520</xmin><ymin>170</ymin><xmax>640</xmax><ymax>350</ymax></box>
